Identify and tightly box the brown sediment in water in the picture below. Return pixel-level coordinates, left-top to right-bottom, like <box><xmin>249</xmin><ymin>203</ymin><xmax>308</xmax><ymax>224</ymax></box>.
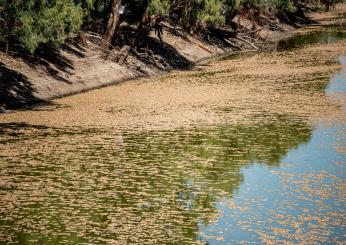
<box><xmin>0</xmin><ymin>28</ymin><xmax>345</xmax><ymax>244</ymax></box>
<box><xmin>1</xmin><ymin>12</ymin><xmax>346</xmax><ymax>242</ymax></box>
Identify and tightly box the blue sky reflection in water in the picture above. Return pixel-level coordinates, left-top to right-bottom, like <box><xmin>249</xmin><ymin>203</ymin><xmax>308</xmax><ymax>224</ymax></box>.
<box><xmin>198</xmin><ymin>57</ymin><xmax>346</xmax><ymax>244</ymax></box>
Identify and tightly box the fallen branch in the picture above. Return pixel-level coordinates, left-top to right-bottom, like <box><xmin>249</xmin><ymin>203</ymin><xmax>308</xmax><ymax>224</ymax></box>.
<box><xmin>233</xmin><ymin>36</ymin><xmax>259</xmax><ymax>51</ymax></box>
<box><xmin>238</xmin><ymin>26</ymin><xmax>266</xmax><ymax>36</ymax></box>
<box><xmin>133</xmin><ymin>48</ymin><xmax>167</xmax><ymax>70</ymax></box>
<box><xmin>84</xmin><ymin>32</ymin><xmax>119</xmax><ymax>53</ymax></box>
<box><xmin>223</xmin><ymin>38</ymin><xmax>243</xmax><ymax>51</ymax></box>
<box><xmin>187</xmin><ymin>38</ymin><xmax>214</xmax><ymax>53</ymax></box>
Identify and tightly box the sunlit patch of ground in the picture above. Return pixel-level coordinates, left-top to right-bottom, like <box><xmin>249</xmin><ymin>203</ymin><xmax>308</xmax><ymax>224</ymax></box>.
<box><xmin>0</xmin><ymin>40</ymin><xmax>345</xmax><ymax>131</ymax></box>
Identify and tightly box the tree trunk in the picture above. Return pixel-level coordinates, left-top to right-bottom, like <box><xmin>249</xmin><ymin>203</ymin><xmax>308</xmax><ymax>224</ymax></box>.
<box><xmin>101</xmin><ymin>0</ymin><xmax>122</xmax><ymax>49</ymax></box>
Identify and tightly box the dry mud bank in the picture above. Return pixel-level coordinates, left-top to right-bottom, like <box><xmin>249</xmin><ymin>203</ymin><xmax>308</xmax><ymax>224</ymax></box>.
<box><xmin>0</xmin><ymin>38</ymin><xmax>345</xmax><ymax>130</ymax></box>
<box><xmin>0</xmin><ymin>19</ymin><xmax>259</xmax><ymax>111</ymax></box>
<box><xmin>0</xmin><ymin>4</ymin><xmax>344</xmax><ymax>111</ymax></box>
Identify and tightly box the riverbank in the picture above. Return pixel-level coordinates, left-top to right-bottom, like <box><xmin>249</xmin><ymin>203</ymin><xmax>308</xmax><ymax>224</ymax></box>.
<box><xmin>0</xmin><ymin>6</ymin><xmax>345</xmax><ymax>244</ymax></box>
<box><xmin>0</xmin><ymin>30</ymin><xmax>345</xmax><ymax>130</ymax></box>
<box><xmin>1</xmin><ymin>4</ymin><xmax>344</xmax><ymax>113</ymax></box>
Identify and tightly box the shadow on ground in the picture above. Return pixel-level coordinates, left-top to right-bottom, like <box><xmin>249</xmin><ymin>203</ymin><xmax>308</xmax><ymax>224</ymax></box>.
<box><xmin>0</xmin><ymin>122</ymin><xmax>54</xmax><ymax>144</ymax></box>
<box><xmin>0</xmin><ymin>122</ymin><xmax>49</xmax><ymax>138</ymax></box>
<box><xmin>0</xmin><ymin>42</ymin><xmax>88</xmax><ymax>112</ymax></box>
<box><xmin>0</xmin><ymin>62</ymin><xmax>46</xmax><ymax>111</ymax></box>
<box><xmin>137</xmin><ymin>36</ymin><xmax>193</xmax><ymax>70</ymax></box>
<box><xmin>132</xmin><ymin>26</ymin><xmax>240</xmax><ymax>70</ymax></box>
<box><xmin>7</xmin><ymin>43</ymin><xmax>82</xmax><ymax>84</ymax></box>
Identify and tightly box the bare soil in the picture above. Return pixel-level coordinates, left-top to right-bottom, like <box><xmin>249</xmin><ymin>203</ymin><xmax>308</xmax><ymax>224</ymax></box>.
<box><xmin>0</xmin><ymin>4</ymin><xmax>345</xmax><ymax>130</ymax></box>
<box><xmin>1</xmin><ymin>4</ymin><xmax>334</xmax><ymax>111</ymax></box>
<box><xmin>0</xmin><ymin>37</ymin><xmax>344</xmax><ymax>130</ymax></box>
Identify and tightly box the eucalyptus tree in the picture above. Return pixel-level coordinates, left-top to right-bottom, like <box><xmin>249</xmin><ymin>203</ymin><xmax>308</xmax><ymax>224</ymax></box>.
<box><xmin>0</xmin><ymin>0</ymin><xmax>83</xmax><ymax>53</ymax></box>
<box><xmin>101</xmin><ymin>0</ymin><xmax>122</xmax><ymax>48</ymax></box>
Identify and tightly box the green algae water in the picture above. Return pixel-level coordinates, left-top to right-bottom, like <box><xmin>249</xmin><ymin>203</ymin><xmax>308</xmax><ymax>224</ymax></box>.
<box><xmin>277</xmin><ymin>20</ymin><xmax>346</xmax><ymax>51</ymax></box>
<box><xmin>0</xmin><ymin>36</ymin><xmax>346</xmax><ymax>244</ymax></box>
<box><xmin>277</xmin><ymin>30</ymin><xmax>346</xmax><ymax>51</ymax></box>
<box><xmin>0</xmin><ymin>115</ymin><xmax>315</xmax><ymax>244</ymax></box>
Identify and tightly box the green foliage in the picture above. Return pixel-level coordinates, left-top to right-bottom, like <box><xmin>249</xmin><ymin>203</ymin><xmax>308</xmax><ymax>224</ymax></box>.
<box><xmin>80</xmin><ymin>0</ymin><xmax>95</xmax><ymax>10</ymax></box>
<box><xmin>220</xmin><ymin>0</ymin><xmax>299</xmax><ymax>14</ymax></box>
<box><xmin>168</xmin><ymin>0</ymin><xmax>225</xmax><ymax>28</ymax></box>
<box><xmin>198</xmin><ymin>0</ymin><xmax>225</xmax><ymax>26</ymax></box>
<box><xmin>276</xmin><ymin>0</ymin><xmax>296</xmax><ymax>12</ymax></box>
<box><xmin>148</xmin><ymin>0</ymin><xmax>170</xmax><ymax>16</ymax></box>
<box><xmin>222</xmin><ymin>0</ymin><xmax>242</xmax><ymax>10</ymax></box>
<box><xmin>169</xmin><ymin>0</ymin><xmax>198</xmax><ymax>27</ymax></box>
<box><xmin>0</xmin><ymin>0</ymin><xmax>83</xmax><ymax>53</ymax></box>
<box><xmin>0</xmin><ymin>0</ymin><xmax>337</xmax><ymax>53</ymax></box>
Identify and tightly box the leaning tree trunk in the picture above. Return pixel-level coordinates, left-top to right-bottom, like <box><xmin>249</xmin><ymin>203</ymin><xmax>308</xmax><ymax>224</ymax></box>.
<box><xmin>101</xmin><ymin>0</ymin><xmax>122</xmax><ymax>49</ymax></box>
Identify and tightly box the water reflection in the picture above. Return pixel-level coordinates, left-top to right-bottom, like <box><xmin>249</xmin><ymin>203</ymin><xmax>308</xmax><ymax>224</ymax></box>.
<box><xmin>277</xmin><ymin>28</ymin><xmax>346</xmax><ymax>51</ymax></box>
<box><xmin>199</xmin><ymin>124</ymin><xmax>346</xmax><ymax>244</ymax></box>
<box><xmin>199</xmin><ymin>55</ymin><xmax>346</xmax><ymax>244</ymax></box>
<box><xmin>0</xmin><ymin>114</ymin><xmax>311</xmax><ymax>244</ymax></box>
<box><xmin>327</xmin><ymin>55</ymin><xmax>346</xmax><ymax>97</ymax></box>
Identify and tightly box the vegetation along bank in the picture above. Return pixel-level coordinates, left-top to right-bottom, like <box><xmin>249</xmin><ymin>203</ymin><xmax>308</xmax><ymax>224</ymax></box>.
<box><xmin>0</xmin><ymin>0</ymin><xmax>344</xmax><ymax>112</ymax></box>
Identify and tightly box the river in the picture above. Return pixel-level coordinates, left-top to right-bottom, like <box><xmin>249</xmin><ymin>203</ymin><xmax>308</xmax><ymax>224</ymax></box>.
<box><xmin>0</xmin><ymin>25</ymin><xmax>345</xmax><ymax>244</ymax></box>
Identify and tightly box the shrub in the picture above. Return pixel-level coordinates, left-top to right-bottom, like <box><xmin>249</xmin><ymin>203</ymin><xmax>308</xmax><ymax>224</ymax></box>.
<box><xmin>0</xmin><ymin>0</ymin><xmax>83</xmax><ymax>53</ymax></box>
<box><xmin>148</xmin><ymin>0</ymin><xmax>170</xmax><ymax>16</ymax></box>
<box><xmin>198</xmin><ymin>0</ymin><xmax>225</xmax><ymax>26</ymax></box>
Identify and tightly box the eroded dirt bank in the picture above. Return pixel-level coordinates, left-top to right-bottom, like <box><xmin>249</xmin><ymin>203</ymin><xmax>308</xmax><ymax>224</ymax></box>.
<box><xmin>0</xmin><ymin>37</ymin><xmax>345</xmax><ymax>130</ymax></box>
<box><xmin>0</xmin><ymin>4</ymin><xmax>344</xmax><ymax>112</ymax></box>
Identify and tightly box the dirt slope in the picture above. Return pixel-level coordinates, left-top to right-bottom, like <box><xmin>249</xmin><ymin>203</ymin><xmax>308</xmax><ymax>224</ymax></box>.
<box><xmin>0</xmin><ymin>4</ymin><xmax>344</xmax><ymax>112</ymax></box>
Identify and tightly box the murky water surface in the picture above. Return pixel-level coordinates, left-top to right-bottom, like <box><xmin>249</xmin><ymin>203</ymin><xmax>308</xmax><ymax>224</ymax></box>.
<box><xmin>0</xmin><ymin>32</ymin><xmax>346</xmax><ymax>244</ymax></box>
<box><xmin>277</xmin><ymin>19</ymin><xmax>346</xmax><ymax>51</ymax></box>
